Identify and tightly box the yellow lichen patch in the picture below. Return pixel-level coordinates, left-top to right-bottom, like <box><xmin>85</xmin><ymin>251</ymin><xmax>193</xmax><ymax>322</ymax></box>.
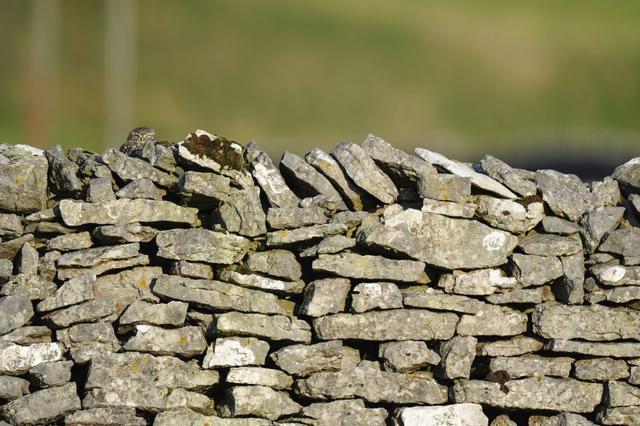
<box><xmin>15</xmin><ymin>175</ymin><xmax>23</xmax><ymax>185</ymax></box>
<box><xmin>130</xmin><ymin>363</ymin><xmax>139</xmax><ymax>371</ymax></box>
<box><xmin>178</xmin><ymin>335</ymin><xmax>188</xmax><ymax>345</ymax></box>
<box><xmin>137</xmin><ymin>278</ymin><xmax>148</xmax><ymax>288</ymax></box>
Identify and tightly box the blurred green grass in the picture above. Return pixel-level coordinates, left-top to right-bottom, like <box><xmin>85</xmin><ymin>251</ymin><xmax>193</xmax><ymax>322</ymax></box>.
<box><xmin>1</xmin><ymin>0</ymin><xmax>639</xmax><ymax>161</ymax></box>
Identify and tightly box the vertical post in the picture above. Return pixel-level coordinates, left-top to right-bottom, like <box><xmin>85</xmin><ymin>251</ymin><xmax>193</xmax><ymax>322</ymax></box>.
<box><xmin>24</xmin><ymin>0</ymin><xmax>59</xmax><ymax>149</ymax></box>
<box><xmin>104</xmin><ymin>0</ymin><xmax>137</xmax><ymax>149</ymax></box>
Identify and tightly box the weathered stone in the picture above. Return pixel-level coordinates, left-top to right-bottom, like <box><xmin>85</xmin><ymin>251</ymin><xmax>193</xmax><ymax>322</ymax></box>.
<box><xmin>580</xmin><ymin>207</ymin><xmax>625</xmax><ymax>253</ymax></box>
<box><xmin>535</xmin><ymin>170</ymin><xmax>592</xmax><ymax>221</ymax></box>
<box><xmin>37</xmin><ymin>272</ymin><xmax>95</xmax><ymax>313</ymax></box>
<box><xmin>312</xmin><ymin>253</ymin><xmax>427</xmax><ymax>282</ymax></box>
<box><xmin>437</xmin><ymin>336</ymin><xmax>477</xmax><ymax>379</ymax></box>
<box><xmin>29</xmin><ymin>360</ymin><xmax>73</xmax><ymax>387</ymax></box>
<box><xmin>0</xmin><ymin>144</ymin><xmax>48</xmax><ymax>213</ymax></box>
<box><xmin>101</xmin><ymin>148</ymin><xmax>177</xmax><ymax>188</ymax></box>
<box><xmin>0</xmin><ymin>213</ymin><xmax>24</xmax><ymax>240</ymax></box>
<box><xmin>86</xmin><ymin>176</ymin><xmax>116</xmax><ymax>203</ymax></box>
<box><xmin>294</xmin><ymin>399</ymin><xmax>388</xmax><ymax>426</ymax></box>
<box><xmin>57</xmin><ymin>243</ymin><xmax>140</xmax><ymax>268</ymax></box>
<box><xmin>156</xmin><ymin>228</ymin><xmax>250</xmax><ymax>264</ymax></box>
<box><xmin>511</xmin><ymin>254</ymin><xmax>563</xmax><ymax>287</ymax></box>
<box><xmin>178</xmin><ymin>170</ymin><xmax>232</xmax><ymax>206</ymax></box>
<box><xmin>15</xmin><ymin>242</ymin><xmax>38</xmax><ymax>276</ymax></box>
<box><xmin>202</xmin><ymin>337</ymin><xmax>269</xmax><ymax>368</ymax></box>
<box><xmin>439</xmin><ymin>269</ymin><xmax>518</xmax><ymax>296</ymax></box>
<box><xmin>0</xmin><ymin>342</ymin><xmax>62</xmax><ymax>374</ymax></box>
<box><xmin>59</xmin><ymin>199</ymin><xmax>197</xmax><ymax>226</ymax></box>
<box><xmin>152</xmin><ymin>274</ymin><xmax>291</xmax><ymax>315</ymax></box>
<box><xmin>363</xmin><ymin>210</ymin><xmax>517</xmax><ymax>270</ymax></box>
<box><xmin>486</xmin><ymin>286</ymin><xmax>553</xmax><ymax>305</ymax></box>
<box><xmin>597</xmin><ymin>406</ymin><xmax>640</xmax><ymax>426</ymax></box>
<box><xmin>0</xmin><ymin>382</ymin><xmax>81</xmax><ymax>425</ymax></box>
<box><xmin>295</xmin><ymin>360</ymin><xmax>448</xmax><ymax>404</ymax></box>
<box><xmin>379</xmin><ymin>340</ymin><xmax>440</xmax><ymax>373</ymax></box>
<box><xmin>612</xmin><ymin>157</ymin><xmax>640</xmax><ymax>191</ymax></box>
<box><xmin>453</xmin><ymin>377</ymin><xmax>602</xmax><ymax>412</ymax></box>
<box><xmin>0</xmin><ymin>259</ymin><xmax>12</xmax><ymax>282</ymax></box>
<box><xmin>423</xmin><ymin>173</ymin><xmax>472</xmax><ymax>203</ymax></box>
<box><xmin>533</xmin><ymin>303</ymin><xmax>640</xmax><ymax>341</ymax></box>
<box><xmin>57</xmin><ymin>254</ymin><xmax>149</xmax><ymax>281</ymax></box>
<box><xmin>557</xmin><ymin>252</ymin><xmax>585</xmax><ymax>304</ymax></box>
<box><xmin>477</xmin><ymin>336</ymin><xmax>544</xmax><ymax>357</ymax></box>
<box><xmin>246</xmin><ymin>141</ymin><xmax>299</xmax><ymax>208</ymax></box>
<box><xmin>606</xmin><ymin>381</ymin><xmax>640</xmax><ymax>407</ymax></box>
<box><xmin>314</xmin><ymin>309</ymin><xmax>458</xmax><ymax>341</ymax></box>
<box><xmin>0</xmin><ymin>234</ymin><xmax>35</xmax><ymax>261</ymax></box>
<box><xmin>153</xmin><ymin>409</ymin><xmax>272</xmax><ymax>426</ymax></box>
<box><xmin>416</xmin><ymin>148</ymin><xmax>517</xmax><ymax>198</ymax></box>
<box><xmin>0</xmin><ymin>295</ymin><xmax>33</xmax><ymax>335</ymax></box>
<box><xmin>591</xmin><ymin>176</ymin><xmax>622</xmax><ymax>209</ymax></box>
<box><xmin>421</xmin><ymin>198</ymin><xmax>476</xmax><ymax>218</ymax></box>
<box><xmin>630</xmin><ymin>366</ymin><xmax>640</xmax><ymax>384</ymax></box>
<box><xmin>219</xmin><ymin>268</ymin><xmax>305</xmax><ymax>294</ymax></box>
<box><xmin>46</xmin><ymin>231</ymin><xmax>93</xmax><ymax>252</ymax></box>
<box><xmin>0</xmin><ymin>375</ymin><xmax>30</xmax><ymax>400</ymax></box>
<box><xmin>215</xmin><ymin>187</ymin><xmax>267</xmax><ymax>237</ymax></box>
<box><xmin>0</xmin><ymin>326</ymin><xmax>51</xmax><ymax>345</ymax></box>
<box><xmin>394</xmin><ymin>404</ymin><xmax>489</xmax><ymax>426</ymax></box>
<box><xmin>519</xmin><ymin>232</ymin><xmax>582</xmax><ymax>257</ymax></box>
<box><xmin>123</xmin><ymin>325</ymin><xmax>206</xmax><ymax>357</ymax></box>
<box><xmin>43</xmin><ymin>299</ymin><xmax>115</xmax><ymax>328</ymax></box>
<box><xmin>0</xmin><ymin>274</ymin><xmax>56</xmax><ymax>301</ymax></box>
<box><xmin>116</xmin><ymin>178</ymin><xmax>165</xmax><ymax>200</ymax></box>
<box><xmin>474</xmin><ymin>195</ymin><xmax>544</xmax><ymax>233</ymax></box>
<box><xmin>599</xmin><ymin>227</ymin><xmax>640</xmax><ymax>257</ymax></box>
<box><xmin>215</xmin><ymin>312</ymin><xmax>312</xmax><ymax>343</ymax></box>
<box><xmin>480</xmin><ymin>155</ymin><xmax>537</xmax><ymax>197</ymax></box>
<box><xmin>267</xmin><ymin>206</ymin><xmax>328</xmax><ymax>231</ymax></box>
<box><xmin>246</xmin><ymin>250</ymin><xmax>302</xmax><ymax>280</ymax></box>
<box><xmin>457</xmin><ymin>305</ymin><xmax>527</xmax><ymax>337</ymax></box>
<box><xmin>489</xmin><ymin>355</ymin><xmax>573</xmax><ymax>379</ymax></box>
<box><xmin>574</xmin><ymin>358</ymin><xmax>629</xmax><ymax>382</ymax></box>
<box><xmin>280</xmin><ymin>151</ymin><xmax>345</xmax><ymax>204</ymax></box>
<box><xmin>351</xmin><ymin>282</ymin><xmax>402</xmax><ymax>312</ymax></box>
<box><xmin>65</xmin><ymin>407</ymin><xmax>146</xmax><ymax>426</ymax></box>
<box><xmin>92</xmin><ymin>266</ymin><xmax>162</xmax><ymax>313</ymax></box>
<box><xmin>529</xmin><ymin>413</ymin><xmax>595</xmax><ymax>426</ymax></box>
<box><xmin>270</xmin><ymin>341</ymin><xmax>358</xmax><ymax>377</ymax></box>
<box><xmin>86</xmin><ymin>351</ymin><xmax>218</xmax><ymax>390</ymax></box>
<box><xmin>92</xmin><ymin>223</ymin><xmax>157</xmax><ymax>244</ymax></box>
<box><xmin>591</xmin><ymin>264</ymin><xmax>640</xmax><ymax>286</ymax></box>
<box><xmin>170</xmin><ymin>261</ymin><xmax>213</xmax><ymax>280</ymax></box>
<box><xmin>119</xmin><ymin>300</ymin><xmax>188</xmax><ymax>326</ymax></box>
<box><xmin>332</xmin><ymin>142</ymin><xmax>398</xmax><ymax>204</ymax></box>
<box><xmin>56</xmin><ymin>322</ymin><xmax>120</xmax><ymax>363</ymax></box>
<box><xmin>82</xmin><ymin>383</ymin><xmax>169</xmax><ymax>412</ymax></box>
<box><xmin>542</xmin><ymin>216</ymin><xmax>580</xmax><ymax>235</ymax></box>
<box><xmin>219</xmin><ymin>385</ymin><xmax>301</xmax><ymax>420</ymax></box>
<box><xmin>266</xmin><ymin>223</ymin><xmax>346</xmax><ymax>246</ymax></box>
<box><xmin>545</xmin><ymin>339</ymin><xmax>640</xmax><ymax>358</ymax></box>
<box><xmin>226</xmin><ymin>367</ymin><xmax>293</xmax><ymax>390</ymax></box>
<box><xmin>402</xmin><ymin>287</ymin><xmax>486</xmax><ymax>314</ymax></box>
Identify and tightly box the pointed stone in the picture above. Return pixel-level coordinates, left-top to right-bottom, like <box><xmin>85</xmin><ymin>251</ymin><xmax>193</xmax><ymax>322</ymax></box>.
<box><xmin>480</xmin><ymin>155</ymin><xmax>537</xmax><ymax>197</ymax></box>
<box><xmin>580</xmin><ymin>206</ymin><xmax>625</xmax><ymax>253</ymax></box>
<box><xmin>280</xmin><ymin>151</ymin><xmax>344</xmax><ymax>205</ymax></box>
<box><xmin>535</xmin><ymin>170</ymin><xmax>592</xmax><ymax>222</ymax></box>
<box><xmin>246</xmin><ymin>141</ymin><xmax>299</xmax><ymax>208</ymax></box>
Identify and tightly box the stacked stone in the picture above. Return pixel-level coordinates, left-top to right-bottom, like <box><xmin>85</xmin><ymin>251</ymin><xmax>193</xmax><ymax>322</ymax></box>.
<box><xmin>1</xmin><ymin>130</ymin><xmax>640</xmax><ymax>425</ymax></box>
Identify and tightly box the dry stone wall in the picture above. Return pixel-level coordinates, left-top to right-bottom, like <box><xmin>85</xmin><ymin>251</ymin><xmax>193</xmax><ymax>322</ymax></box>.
<box><xmin>1</xmin><ymin>129</ymin><xmax>640</xmax><ymax>425</ymax></box>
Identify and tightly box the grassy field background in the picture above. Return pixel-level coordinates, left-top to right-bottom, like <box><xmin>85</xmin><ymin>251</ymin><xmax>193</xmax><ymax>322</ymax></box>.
<box><xmin>1</xmin><ymin>0</ymin><xmax>639</xmax><ymax>170</ymax></box>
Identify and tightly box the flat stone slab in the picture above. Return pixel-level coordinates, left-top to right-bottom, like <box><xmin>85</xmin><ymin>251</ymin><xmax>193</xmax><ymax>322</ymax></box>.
<box><xmin>545</xmin><ymin>339</ymin><xmax>640</xmax><ymax>358</ymax></box>
<box><xmin>215</xmin><ymin>312</ymin><xmax>312</xmax><ymax>344</ymax></box>
<box><xmin>312</xmin><ymin>253</ymin><xmax>427</xmax><ymax>282</ymax></box>
<box><xmin>0</xmin><ymin>382</ymin><xmax>81</xmax><ymax>425</ymax></box>
<box><xmin>155</xmin><ymin>229</ymin><xmax>250</xmax><ymax>264</ymax></box>
<box><xmin>394</xmin><ymin>404</ymin><xmax>489</xmax><ymax>426</ymax></box>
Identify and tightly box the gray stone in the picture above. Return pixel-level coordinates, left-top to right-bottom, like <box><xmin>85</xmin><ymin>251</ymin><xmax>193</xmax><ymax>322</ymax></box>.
<box><xmin>266</xmin><ymin>205</ymin><xmax>328</xmax><ymax>230</ymax></box>
<box><xmin>306</xmin><ymin>148</ymin><xmax>369</xmax><ymax>211</ymax></box>
<box><xmin>0</xmin><ymin>382</ymin><xmax>81</xmax><ymax>425</ymax></box>
<box><xmin>246</xmin><ymin>249</ymin><xmax>302</xmax><ymax>280</ymax></box>
<box><xmin>266</xmin><ymin>223</ymin><xmax>346</xmax><ymax>246</ymax></box>
<box><xmin>402</xmin><ymin>287</ymin><xmax>486</xmax><ymax>314</ymax></box>
<box><xmin>630</xmin><ymin>366</ymin><xmax>640</xmax><ymax>384</ymax></box>
<box><xmin>116</xmin><ymin>178</ymin><xmax>165</xmax><ymax>200</ymax></box>
<box><xmin>202</xmin><ymin>337</ymin><xmax>269</xmax><ymax>368</ymax></box>
<box><xmin>438</xmin><ymin>269</ymin><xmax>518</xmax><ymax>296</ymax></box>
<box><xmin>178</xmin><ymin>170</ymin><xmax>232</xmax><ymax>206</ymax></box>
<box><xmin>591</xmin><ymin>264</ymin><xmax>640</xmax><ymax>286</ymax></box>
<box><xmin>246</xmin><ymin>141</ymin><xmax>299</xmax><ymax>208</ymax></box>
<box><xmin>542</xmin><ymin>216</ymin><xmax>580</xmax><ymax>235</ymax></box>
<box><xmin>332</xmin><ymin>142</ymin><xmax>398</xmax><ymax>204</ymax></box>
<box><xmin>57</xmin><ymin>254</ymin><xmax>149</xmax><ymax>281</ymax></box>
<box><xmin>477</xmin><ymin>336</ymin><xmax>544</xmax><ymax>357</ymax></box>
<box><xmin>0</xmin><ymin>234</ymin><xmax>35</xmax><ymax>261</ymax></box>
<box><xmin>101</xmin><ymin>148</ymin><xmax>178</xmax><ymax>188</ymax></box>
<box><xmin>0</xmin><ymin>375</ymin><xmax>29</xmax><ymax>400</ymax></box>
<box><xmin>57</xmin><ymin>242</ymin><xmax>140</xmax><ymax>268</ymax></box>
<box><xmin>119</xmin><ymin>300</ymin><xmax>188</xmax><ymax>326</ymax></box>
<box><xmin>219</xmin><ymin>385</ymin><xmax>301</xmax><ymax>420</ymax></box>
<box><xmin>606</xmin><ymin>381</ymin><xmax>640</xmax><ymax>407</ymax></box>
<box><xmin>56</xmin><ymin>322</ymin><xmax>120</xmax><ymax>363</ymax></box>
<box><xmin>394</xmin><ymin>404</ymin><xmax>489</xmax><ymax>426</ymax></box>
<box><xmin>351</xmin><ymin>282</ymin><xmax>402</xmax><ymax>312</ymax></box>
<box><xmin>597</xmin><ymin>406</ymin><xmax>640</xmax><ymax>426</ymax></box>
<box><xmin>0</xmin><ymin>213</ymin><xmax>24</xmax><ymax>240</ymax></box>
<box><xmin>156</xmin><ymin>228</ymin><xmax>249</xmax><ymax>264</ymax></box>
<box><xmin>29</xmin><ymin>360</ymin><xmax>73</xmax><ymax>387</ymax></box>
<box><xmin>545</xmin><ymin>339</ymin><xmax>640</xmax><ymax>358</ymax></box>
<box><xmin>86</xmin><ymin>351</ymin><xmax>218</xmax><ymax>390</ymax></box>
<box><xmin>0</xmin><ymin>274</ymin><xmax>57</xmax><ymax>301</ymax></box>
<box><xmin>474</xmin><ymin>195</ymin><xmax>544</xmax><ymax>233</ymax></box>
<box><xmin>536</xmin><ymin>170</ymin><xmax>592</xmax><ymax>222</ymax></box>
<box><xmin>280</xmin><ymin>151</ymin><xmax>344</xmax><ymax>204</ymax></box>
<box><xmin>379</xmin><ymin>340</ymin><xmax>440</xmax><ymax>372</ymax></box>
<box><xmin>480</xmin><ymin>155</ymin><xmax>537</xmax><ymax>197</ymax></box>
<box><xmin>65</xmin><ymin>407</ymin><xmax>146</xmax><ymax>426</ymax></box>
<box><xmin>363</xmin><ymin>210</ymin><xmax>518</xmax><ymax>270</ymax></box>
<box><xmin>421</xmin><ymin>198</ymin><xmax>477</xmax><ymax>218</ymax></box>
<box><xmin>36</xmin><ymin>272</ymin><xmax>95</xmax><ymax>313</ymax></box>
<box><xmin>453</xmin><ymin>377</ymin><xmax>602</xmax><ymax>413</ymax></box>
<box><xmin>298</xmin><ymin>278</ymin><xmax>350</xmax><ymax>318</ymax></box>
<box><xmin>270</xmin><ymin>341</ymin><xmax>359</xmax><ymax>377</ymax></box>
<box><xmin>438</xmin><ymin>336</ymin><xmax>477</xmax><ymax>379</ymax></box>
<box><xmin>15</xmin><ymin>242</ymin><xmax>38</xmax><ymax>276</ymax></box>
<box><xmin>215</xmin><ymin>312</ymin><xmax>312</xmax><ymax>343</ymax></box>
<box><xmin>92</xmin><ymin>266</ymin><xmax>162</xmax><ymax>313</ymax></box>
<box><xmin>533</xmin><ymin>303</ymin><xmax>640</xmax><ymax>341</ymax></box>
<box><xmin>574</xmin><ymin>358</ymin><xmax>629</xmax><ymax>382</ymax></box>
<box><xmin>0</xmin><ymin>342</ymin><xmax>63</xmax><ymax>374</ymax></box>
<box><xmin>423</xmin><ymin>173</ymin><xmax>472</xmax><ymax>203</ymax></box>
<box><xmin>295</xmin><ymin>360</ymin><xmax>448</xmax><ymax>404</ymax></box>
<box><xmin>226</xmin><ymin>367</ymin><xmax>293</xmax><ymax>390</ymax></box>
<box><xmin>612</xmin><ymin>157</ymin><xmax>640</xmax><ymax>191</ymax></box>
<box><xmin>215</xmin><ymin>187</ymin><xmax>267</xmax><ymax>237</ymax></box>
<box><xmin>0</xmin><ymin>259</ymin><xmax>12</xmax><ymax>283</ymax></box>
<box><xmin>599</xmin><ymin>227</ymin><xmax>640</xmax><ymax>257</ymax></box>
<box><xmin>519</xmin><ymin>232</ymin><xmax>583</xmax><ymax>257</ymax></box>
<box><xmin>152</xmin><ymin>274</ymin><xmax>291</xmax><ymax>315</ymax></box>
<box><xmin>59</xmin><ymin>199</ymin><xmax>198</xmax><ymax>226</ymax></box>
<box><xmin>123</xmin><ymin>325</ymin><xmax>207</xmax><ymax>357</ymax></box>
<box><xmin>46</xmin><ymin>231</ymin><xmax>93</xmax><ymax>252</ymax></box>
<box><xmin>92</xmin><ymin>222</ymin><xmax>157</xmax><ymax>244</ymax></box>
<box><xmin>170</xmin><ymin>261</ymin><xmax>213</xmax><ymax>280</ymax></box>
<box><xmin>486</xmin><ymin>287</ymin><xmax>553</xmax><ymax>305</ymax></box>
<box><xmin>0</xmin><ymin>326</ymin><xmax>51</xmax><ymax>345</ymax></box>
<box><xmin>457</xmin><ymin>305</ymin><xmax>527</xmax><ymax>337</ymax></box>
<box><xmin>43</xmin><ymin>299</ymin><xmax>115</xmax><ymax>328</ymax></box>
<box><xmin>312</xmin><ymin>253</ymin><xmax>427</xmax><ymax>282</ymax></box>
<box><xmin>511</xmin><ymin>254</ymin><xmax>564</xmax><ymax>287</ymax></box>
<box><xmin>600</xmin><ymin>286</ymin><xmax>640</xmax><ymax>304</ymax></box>
<box><xmin>0</xmin><ymin>295</ymin><xmax>33</xmax><ymax>335</ymax></box>
<box><xmin>591</xmin><ymin>176</ymin><xmax>622</xmax><ymax>209</ymax></box>
<box><xmin>529</xmin><ymin>413</ymin><xmax>595</xmax><ymax>426</ymax></box>
<box><xmin>219</xmin><ymin>268</ymin><xmax>304</xmax><ymax>295</ymax></box>
<box><xmin>580</xmin><ymin>207</ymin><xmax>625</xmax><ymax>253</ymax></box>
<box><xmin>0</xmin><ymin>144</ymin><xmax>48</xmax><ymax>213</ymax></box>
<box><xmin>489</xmin><ymin>355</ymin><xmax>573</xmax><ymax>379</ymax></box>
<box><xmin>294</xmin><ymin>399</ymin><xmax>387</xmax><ymax>426</ymax></box>
<box><xmin>416</xmin><ymin>148</ymin><xmax>517</xmax><ymax>198</ymax></box>
<box><xmin>557</xmin><ymin>252</ymin><xmax>585</xmax><ymax>304</ymax></box>
<box><xmin>86</xmin><ymin>177</ymin><xmax>116</xmax><ymax>203</ymax></box>
<box><xmin>153</xmin><ymin>409</ymin><xmax>271</xmax><ymax>426</ymax></box>
<box><xmin>314</xmin><ymin>309</ymin><xmax>458</xmax><ymax>341</ymax></box>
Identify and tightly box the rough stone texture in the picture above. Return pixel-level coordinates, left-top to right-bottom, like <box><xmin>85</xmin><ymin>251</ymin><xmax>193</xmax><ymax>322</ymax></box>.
<box><xmin>599</xmin><ymin>227</ymin><xmax>640</xmax><ymax>257</ymax></box>
<box><xmin>457</xmin><ymin>305</ymin><xmax>527</xmax><ymax>337</ymax></box>
<box><xmin>312</xmin><ymin>252</ymin><xmax>427</xmax><ymax>282</ymax></box>
<box><xmin>219</xmin><ymin>385</ymin><xmax>301</xmax><ymax>420</ymax></box>
<box><xmin>215</xmin><ymin>187</ymin><xmax>267</xmax><ymax>237</ymax></box>
<box><xmin>0</xmin><ymin>144</ymin><xmax>48</xmax><ymax>213</ymax></box>
<box><xmin>270</xmin><ymin>340</ymin><xmax>359</xmax><ymax>377</ymax></box>
<box><xmin>519</xmin><ymin>232</ymin><xmax>583</xmax><ymax>256</ymax></box>
<box><xmin>439</xmin><ymin>268</ymin><xmax>518</xmax><ymax>295</ymax></box>
<box><xmin>292</xmin><ymin>399</ymin><xmax>387</xmax><ymax>426</ymax></box>
<box><xmin>0</xmin><ymin>382</ymin><xmax>81</xmax><ymax>425</ymax></box>
<box><xmin>394</xmin><ymin>404</ymin><xmax>489</xmax><ymax>426</ymax></box>
<box><xmin>202</xmin><ymin>337</ymin><xmax>269</xmax><ymax>368</ymax></box>
<box><xmin>573</xmin><ymin>358</ymin><xmax>629</xmax><ymax>382</ymax></box>
<box><xmin>489</xmin><ymin>355</ymin><xmax>574</xmax><ymax>378</ymax></box>
<box><xmin>0</xmin><ymin>342</ymin><xmax>63</xmax><ymax>374</ymax></box>
<box><xmin>379</xmin><ymin>340</ymin><xmax>440</xmax><ymax>372</ymax></box>
<box><xmin>219</xmin><ymin>268</ymin><xmax>305</xmax><ymax>294</ymax></box>
<box><xmin>246</xmin><ymin>249</ymin><xmax>302</xmax><ymax>280</ymax></box>
<box><xmin>480</xmin><ymin>154</ymin><xmax>537</xmax><ymax>197</ymax></box>
<box><xmin>0</xmin><ymin>295</ymin><xmax>34</xmax><ymax>335</ymax></box>
<box><xmin>226</xmin><ymin>367</ymin><xmax>293</xmax><ymax>390</ymax></box>
<box><xmin>215</xmin><ymin>312</ymin><xmax>312</xmax><ymax>343</ymax></box>
<box><xmin>535</xmin><ymin>170</ymin><xmax>592</xmax><ymax>222</ymax></box>
<box><xmin>156</xmin><ymin>228</ymin><xmax>250</xmax><ymax>264</ymax></box>
<box><xmin>511</xmin><ymin>254</ymin><xmax>564</xmax><ymax>287</ymax></box>
<box><xmin>350</xmin><ymin>281</ymin><xmax>403</xmax><ymax>312</ymax></box>
<box><xmin>299</xmin><ymin>278</ymin><xmax>351</xmax><ymax>317</ymax></box>
<box><xmin>437</xmin><ymin>336</ymin><xmax>477</xmax><ymax>379</ymax></box>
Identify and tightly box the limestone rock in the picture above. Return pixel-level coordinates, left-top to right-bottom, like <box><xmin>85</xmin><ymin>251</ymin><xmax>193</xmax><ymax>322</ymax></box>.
<box><xmin>457</xmin><ymin>305</ymin><xmax>527</xmax><ymax>337</ymax></box>
<box><xmin>123</xmin><ymin>325</ymin><xmax>207</xmax><ymax>357</ymax></box>
<box><xmin>438</xmin><ymin>336</ymin><xmax>477</xmax><ymax>379</ymax></box>
<box><xmin>293</xmin><ymin>399</ymin><xmax>387</xmax><ymax>426</ymax></box>
<box><xmin>154</xmin><ymin>409</ymin><xmax>271</xmax><ymax>426</ymax></box>
<box><xmin>119</xmin><ymin>300</ymin><xmax>188</xmax><ymax>326</ymax></box>
<box><xmin>215</xmin><ymin>187</ymin><xmax>267</xmax><ymax>237</ymax></box>
<box><xmin>246</xmin><ymin>141</ymin><xmax>299</xmax><ymax>208</ymax></box>
<box><xmin>246</xmin><ymin>250</ymin><xmax>302</xmax><ymax>281</ymax></box>
<box><xmin>597</xmin><ymin>406</ymin><xmax>640</xmax><ymax>426</ymax></box>
<box><xmin>266</xmin><ymin>223</ymin><xmax>346</xmax><ymax>246</ymax></box>
<box><xmin>280</xmin><ymin>151</ymin><xmax>344</xmax><ymax>204</ymax></box>
<box><xmin>215</xmin><ymin>312</ymin><xmax>312</xmax><ymax>343</ymax></box>
<box><xmin>270</xmin><ymin>341</ymin><xmax>358</xmax><ymax>377</ymax></box>
<box><xmin>312</xmin><ymin>253</ymin><xmax>427</xmax><ymax>282</ymax></box>
<box><xmin>489</xmin><ymin>355</ymin><xmax>573</xmax><ymax>379</ymax></box>
<box><xmin>606</xmin><ymin>381</ymin><xmax>640</xmax><ymax>407</ymax></box>
<box><xmin>86</xmin><ymin>177</ymin><xmax>116</xmax><ymax>203</ymax></box>
<box><xmin>219</xmin><ymin>268</ymin><xmax>305</xmax><ymax>294</ymax></box>
<box><xmin>29</xmin><ymin>360</ymin><xmax>73</xmax><ymax>387</ymax></box>
<box><xmin>178</xmin><ymin>170</ymin><xmax>232</xmax><ymax>206</ymax></box>
<box><xmin>219</xmin><ymin>385</ymin><xmax>301</xmax><ymax>420</ymax></box>
<box><xmin>156</xmin><ymin>228</ymin><xmax>250</xmax><ymax>264</ymax></box>
<box><xmin>558</xmin><ymin>252</ymin><xmax>585</xmax><ymax>305</ymax></box>
<box><xmin>545</xmin><ymin>339</ymin><xmax>640</xmax><ymax>358</ymax></box>
<box><xmin>591</xmin><ymin>264</ymin><xmax>640</xmax><ymax>286</ymax></box>
<box><xmin>351</xmin><ymin>282</ymin><xmax>402</xmax><ymax>312</ymax></box>
<box><xmin>226</xmin><ymin>367</ymin><xmax>293</xmax><ymax>390</ymax></box>
<box><xmin>59</xmin><ymin>199</ymin><xmax>198</xmax><ymax>226</ymax></box>
<box><xmin>612</xmin><ymin>157</ymin><xmax>640</xmax><ymax>191</ymax></box>
<box><xmin>36</xmin><ymin>272</ymin><xmax>95</xmax><ymax>313</ymax></box>
<box><xmin>474</xmin><ymin>195</ymin><xmax>544</xmax><ymax>233</ymax></box>
<box><xmin>56</xmin><ymin>322</ymin><xmax>120</xmax><ymax>363</ymax></box>
<box><xmin>421</xmin><ymin>198</ymin><xmax>477</xmax><ymax>218</ymax></box>
<box><xmin>599</xmin><ymin>227</ymin><xmax>640</xmax><ymax>257</ymax></box>
<box><xmin>542</xmin><ymin>216</ymin><xmax>580</xmax><ymax>235</ymax></box>
<box><xmin>580</xmin><ymin>206</ymin><xmax>625</xmax><ymax>253</ymax></box>
<box><xmin>394</xmin><ymin>404</ymin><xmax>489</xmax><ymax>426</ymax></box>
<box><xmin>0</xmin><ymin>375</ymin><xmax>30</xmax><ymax>401</ymax></box>
<box><xmin>170</xmin><ymin>261</ymin><xmax>213</xmax><ymax>280</ymax></box>
<box><xmin>0</xmin><ymin>342</ymin><xmax>63</xmax><ymax>374</ymax></box>
<box><xmin>535</xmin><ymin>170</ymin><xmax>592</xmax><ymax>222</ymax></box>
<box><xmin>425</xmin><ymin>174</ymin><xmax>472</xmax><ymax>203</ymax></box>
<box><xmin>202</xmin><ymin>337</ymin><xmax>269</xmax><ymax>368</ymax></box>
<box><xmin>438</xmin><ymin>269</ymin><xmax>518</xmax><ymax>296</ymax></box>
<box><xmin>0</xmin><ymin>295</ymin><xmax>34</xmax><ymax>335</ymax></box>
<box><xmin>480</xmin><ymin>155</ymin><xmax>537</xmax><ymax>197</ymax></box>
<box><xmin>519</xmin><ymin>232</ymin><xmax>582</xmax><ymax>257</ymax></box>
<box><xmin>116</xmin><ymin>178</ymin><xmax>165</xmax><ymax>200</ymax></box>
<box><xmin>46</xmin><ymin>231</ymin><xmax>93</xmax><ymax>252</ymax></box>
<box><xmin>298</xmin><ymin>278</ymin><xmax>351</xmax><ymax>317</ymax></box>
<box><xmin>15</xmin><ymin>242</ymin><xmax>38</xmax><ymax>276</ymax></box>
<box><xmin>511</xmin><ymin>254</ymin><xmax>563</xmax><ymax>287</ymax></box>
<box><xmin>65</xmin><ymin>407</ymin><xmax>146</xmax><ymax>426</ymax></box>
<box><xmin>401</xmin><ymin>287</ymin><xmax>486</xmax><ymax>314</ymax></box>
<box><xmin>0</xmin><ymin>144</ymin><xmax>48</xmax><ymax>213</ymax></box>
<box><xmin>379</xmin><ymin>340</ymin><xmax>440</xmax><ymax>372</ymax></box>
<box><xmin>92</xmin><ymin>223</ymin><xmax>157</xmax><ymax>244</ymax></box>
<box><xmin>574</xmin><ymin>358</ymin><xmax>629</xmax><ymax>382</ymax></box>
<box><xmin>477</xmin><ymin>336</ymin><xmax>544</xmax><ymax>357</ymax></box>
<box><xmin>0</xmin><ymin>382</ymin><xmax>81</xmax><ymax>425</ymax></box>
